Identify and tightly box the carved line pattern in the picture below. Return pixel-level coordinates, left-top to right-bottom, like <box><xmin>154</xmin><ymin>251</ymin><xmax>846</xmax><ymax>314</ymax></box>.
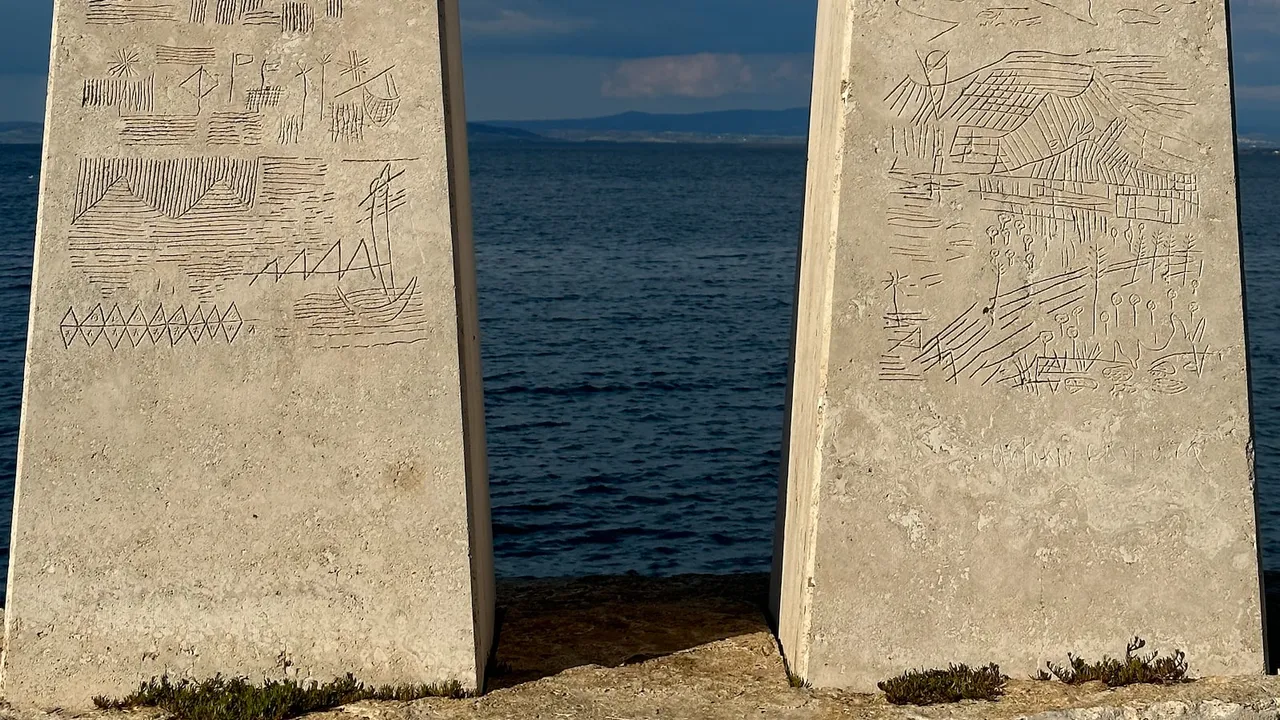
<box><xmin>156</xmin><ymin>45</ymin><xmax>217</xmax><ymax>65</ymax></box>
<box><xmin>281</xmin><ymin>1</ymin><xmax>315</xmax><ymax>33</ymax></box>
<box><xmin>66</xmin><ymin>3</ymin><xmax>428</xmax><ymax>352</ymax></box>
<box><xmin>83</xmin><ymin>76</ymin><xmax>155</xmax><ymax>112</ymax></box>
<box><xmin>74</xmin><ymin>157</ymin><xmax>259</xmax><ymax>222</ymax></box>
<box><xmin>876</xmin><ymin>48</ymin><xmax>1211</xmax><ymax>395</ymax></box>
<box><xmin>208</xmin><ymin>112</ymin><xmax>265</xmax><ymax>145</ymax></box>
<box><xmin>60</xmin><ymin>303</ymin><xmax>245</xmax><ymax>350</ymax></box>
<box><xmin>87</xmin><ymin>0</ymin><xmax>176</xmax><ymax>25</ymax></box>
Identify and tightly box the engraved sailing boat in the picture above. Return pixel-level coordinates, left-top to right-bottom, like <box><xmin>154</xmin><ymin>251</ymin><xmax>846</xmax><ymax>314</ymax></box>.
<box><xmin>335</xmin><ymin>278</ymin><xmax>417</xmax><ymax>324</ymax></box>
<box><xmin>322</xmin><ymin>162</ymin><xmax>416</xmax><ymax>326</ymax></box>
<box><xmin>290</xmin><ymin>162</ymin><xmax>432</xmax><ymax>348</ymax></box>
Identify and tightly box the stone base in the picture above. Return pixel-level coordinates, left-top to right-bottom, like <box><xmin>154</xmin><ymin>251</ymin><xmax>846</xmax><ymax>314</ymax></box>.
<box><xmin>2</xmin><ymin>575</ymin><xmax>1276</xmax><ymax>719</ymax></box>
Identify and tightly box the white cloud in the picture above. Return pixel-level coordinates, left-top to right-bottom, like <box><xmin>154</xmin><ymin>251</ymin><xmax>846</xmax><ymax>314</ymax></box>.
<box><xmin>767</xmin><ymin>59</ymin><xmax>811</xmax><ymax>88</ymax></box>
<box><xmin>463</xmin><ymin>9</ymin><xmax>593</xmax><ymax>37</ymax></box>
<box><xmin>603</xmin><ymin>54</ymin><xmax>753</xmax><ymax>99</ymax></box>
<box><xmin>601</xmin><ymin>53</ymin><xmax>810</xmax><ymax>99</ymax></box>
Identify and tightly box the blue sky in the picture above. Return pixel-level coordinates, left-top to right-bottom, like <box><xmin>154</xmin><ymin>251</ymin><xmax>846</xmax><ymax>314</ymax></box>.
<box><xmin>1</xmin><ymin>0</ymin><xmax>1278</xmax><ymax>135</ymax></box>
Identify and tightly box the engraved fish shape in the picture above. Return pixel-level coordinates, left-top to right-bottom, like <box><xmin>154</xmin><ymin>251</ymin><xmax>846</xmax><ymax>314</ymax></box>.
<box><xmin>1036</xmin><ymin>0</ymin><xmax>1095</xmax><ymax>23</ymax></box>
<box><xmin>895</xmin><ymin>0</ymin><xmax>1096</xmax><ymax>40</ymax></box>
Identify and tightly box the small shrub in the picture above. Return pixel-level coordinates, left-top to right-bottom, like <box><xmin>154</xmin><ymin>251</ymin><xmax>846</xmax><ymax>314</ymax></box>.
<box><xmin>1039</xmin><ymin>637</ymin><xmax>1190</xmax><ymax>687</ymax></box>
<box><xmin>878</xmin><ymin>663</ymin><xmax>1008</xmax><ymax>705</ymax></box>
<box><xmin>788</xmin><ymin>672</ymin><xmax>812</xmax><ymax>689</ymax></box>
<box><xmin>93</xmin><ymin>673</ymin><xmax>471</xmax><ymax>720</ymax></box>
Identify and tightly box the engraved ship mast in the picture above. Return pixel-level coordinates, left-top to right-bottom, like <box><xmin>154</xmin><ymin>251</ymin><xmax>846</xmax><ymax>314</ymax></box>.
<box><xmin>337</xmin><ymin>162</ymin><xmax>413</xmax><ymax>321</ymax></box>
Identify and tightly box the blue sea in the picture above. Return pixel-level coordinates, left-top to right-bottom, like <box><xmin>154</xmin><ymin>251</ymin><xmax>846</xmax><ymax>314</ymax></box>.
<box><xmin>0</xmin><ymin>143</ymin><xmax>1279</xmax><ymax>594</ymax></box>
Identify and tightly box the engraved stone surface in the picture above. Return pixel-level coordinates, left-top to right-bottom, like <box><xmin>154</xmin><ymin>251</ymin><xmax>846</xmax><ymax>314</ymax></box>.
<box><xmin>772</xmin><ymin>0</ymin><xmax>1263</xmax><ymax>690</ymax></box>
<box><xmin>3</xmin><ymin>0</ymin><xmax>493</xmax><ymax>708</ymax></box>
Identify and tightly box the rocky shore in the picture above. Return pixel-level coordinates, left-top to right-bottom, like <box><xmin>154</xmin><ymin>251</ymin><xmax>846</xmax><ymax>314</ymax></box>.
<box><xmin>4</xmin><ymin>574</ymin><xmax>1280</xmax><ymax>719</ymax></box>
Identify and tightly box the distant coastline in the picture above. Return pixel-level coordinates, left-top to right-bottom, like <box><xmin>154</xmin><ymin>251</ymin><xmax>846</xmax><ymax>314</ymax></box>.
<box><xmin>473</xmin><ymin>108</ymin><xmax>809</xmax><ymax>145</ymax></box>
<box><xmin>8</xmin><ymin>112</ymin><xmax>1278</xmax><ymax>148</ymax></box>
<box><xmin>1239</xmin><ymin>137</ymin><xmax>1280</xmax><ymax>151</ymax></box>
<box><xmin>2</xmin><ymin>109</ymin><xmax>813</xmax><ymax>146</ymax></box>
<box><xmin>0</xmin><ymin>123</ymin><xmax>42</xmax><ymax>145</ymax></box>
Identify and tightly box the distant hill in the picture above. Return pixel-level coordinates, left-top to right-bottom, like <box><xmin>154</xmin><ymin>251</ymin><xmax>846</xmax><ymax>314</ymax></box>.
<box><xmin>480</xmin><ymin>108</ymin><xmax>810</xmax><ymax>143</ymax></box>
<box><xmin>467</xmin><ymin>123</ymin><xmax>555</xmax><ymax>143</ymax></box>
<box><xmin>2</xmin><ymin>121</ymin><xmax>545</xmax><ymax>146</ymax></box>
<box><xmin>1</xmin><ymin>110</ymin><xmax>809</xmax><ymax>146</ymax></box>
<box><xmin>0</xmin><ymin>122</ymin><xmax>42</xmax><ymax>145</ymax></box>
<box><xmin>21</xmin><ymin>109</ymin><xmax>1271</xmax><ymax>146</ymax></box>
<box><xmin>1239</xmin><ymin>136</ymin><xmax>1280</xmax><ymax>151</ymax></box>
<box><xmin>1238</xmin><ymin>113</ymin><xmax>1280</xmax><ymax>148</ymax></box>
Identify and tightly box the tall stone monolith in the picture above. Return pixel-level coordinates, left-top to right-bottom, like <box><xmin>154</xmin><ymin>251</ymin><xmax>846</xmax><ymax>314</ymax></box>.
<box><xmin>3</xmin><ymin>0</ymin><xmax>493</xmax><ymax>708</ymax></box>
<box><xmin>772</xmin><ymin>0</ymin><xmax>1263</xmax><ymax>689</ymax></box>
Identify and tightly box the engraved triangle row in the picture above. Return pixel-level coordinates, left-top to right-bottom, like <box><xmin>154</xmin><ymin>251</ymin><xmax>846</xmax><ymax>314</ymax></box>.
<box><xmin>60</xmin><ymin>304</ymin><xmax>244</xmax><ymax>350</ymax></box>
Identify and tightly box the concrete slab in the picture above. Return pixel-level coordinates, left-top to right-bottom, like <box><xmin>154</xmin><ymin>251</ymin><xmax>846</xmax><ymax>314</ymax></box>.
<box><xmin>8</xmin><ymin>570</ymin><xmax>1280</xmax><ymax>720</ymax></box>
<box><xmin>773</xmin><ymin>0</ymin><xmax>1263</xmax><ymax>690</ymax></box>
<box><xmin>2</xmin><ymin>0</ymin><xmax>492</xmax><ymax>709</ymax></box>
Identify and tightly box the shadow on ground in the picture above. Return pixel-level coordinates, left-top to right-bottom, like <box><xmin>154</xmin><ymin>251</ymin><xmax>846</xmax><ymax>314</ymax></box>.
<box><xmin>486</xmin><ymin>573</ymin><xmax>771</xmax><ymax>690</ymax></box>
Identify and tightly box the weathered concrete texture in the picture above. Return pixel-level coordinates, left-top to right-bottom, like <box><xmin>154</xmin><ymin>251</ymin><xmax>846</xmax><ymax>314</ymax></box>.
<box><xmin>774</xmin><ymin>0</ymin><xmax>1263</xmax><ymax>691</ymax></box>
<box><xmin>2</xmin><ymin>0</ymin><xmax>492</xmax><ymax>709</ymax></box>
<box><xmin>3</xmin><ymin>575</ymin><xmax>1278</xmax><ymax>720</ymax></box>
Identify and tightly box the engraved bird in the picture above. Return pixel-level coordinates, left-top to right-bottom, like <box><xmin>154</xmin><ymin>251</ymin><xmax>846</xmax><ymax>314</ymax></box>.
<box><xmin>884</xmin><ymin>50</ymin><xmax>1198</xmax><ymax>178</ymax></box>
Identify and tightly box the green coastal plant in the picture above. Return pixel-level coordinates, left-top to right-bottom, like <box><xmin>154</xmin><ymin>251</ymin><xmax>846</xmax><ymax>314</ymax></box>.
<box><xmin>877</xmin><ymin>663</ymin><xmax>1007</xmax><ymax>705</ymax></box>
<box><xmin>1036</xmin><ymin>637</ymin><xmax>1190</xmax><ymax>687</ymax></box>
<box><xmin>93</xmin><ymin>673</ymin><xmax>471</xmax><ymax>720</ymax></box>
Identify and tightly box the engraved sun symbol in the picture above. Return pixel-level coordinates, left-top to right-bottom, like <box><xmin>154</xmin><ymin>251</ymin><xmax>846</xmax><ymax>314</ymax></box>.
<box><xmin>339</xmin><ymin>51</ymin><xmax>369</xmax><ymax>82</ymax></box>
<box><xmin>108</xmin><ymin>49</ymin><xmax>141</xmax><ymax>78</ymax></box>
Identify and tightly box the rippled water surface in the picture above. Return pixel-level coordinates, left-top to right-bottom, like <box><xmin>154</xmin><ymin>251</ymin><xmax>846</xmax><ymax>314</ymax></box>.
<box><xmin>471</xmin><ymin>144</ymin><xmax>803</xmax><ymax>576</ymax></box>
<box><xmin>0</xmin><ymin>145</ymin><xmax>37</xmax><ymax>587</ymax></box>
<box><xmin>1</xmin><ymin>143</ymin><xmax>1280</xmax><ymax>590</ymax></box>
<box><xmin>1241</xmin><ymin>151</ymin><xmax>1280</xmax><ymax>570</ymax></box>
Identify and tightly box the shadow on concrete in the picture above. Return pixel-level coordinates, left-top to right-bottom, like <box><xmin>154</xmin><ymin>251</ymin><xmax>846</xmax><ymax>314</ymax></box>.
<box><xmin>486</xmin><ymin>573</ymin><xmax>771</xmax><ymax>690</ymax></box>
